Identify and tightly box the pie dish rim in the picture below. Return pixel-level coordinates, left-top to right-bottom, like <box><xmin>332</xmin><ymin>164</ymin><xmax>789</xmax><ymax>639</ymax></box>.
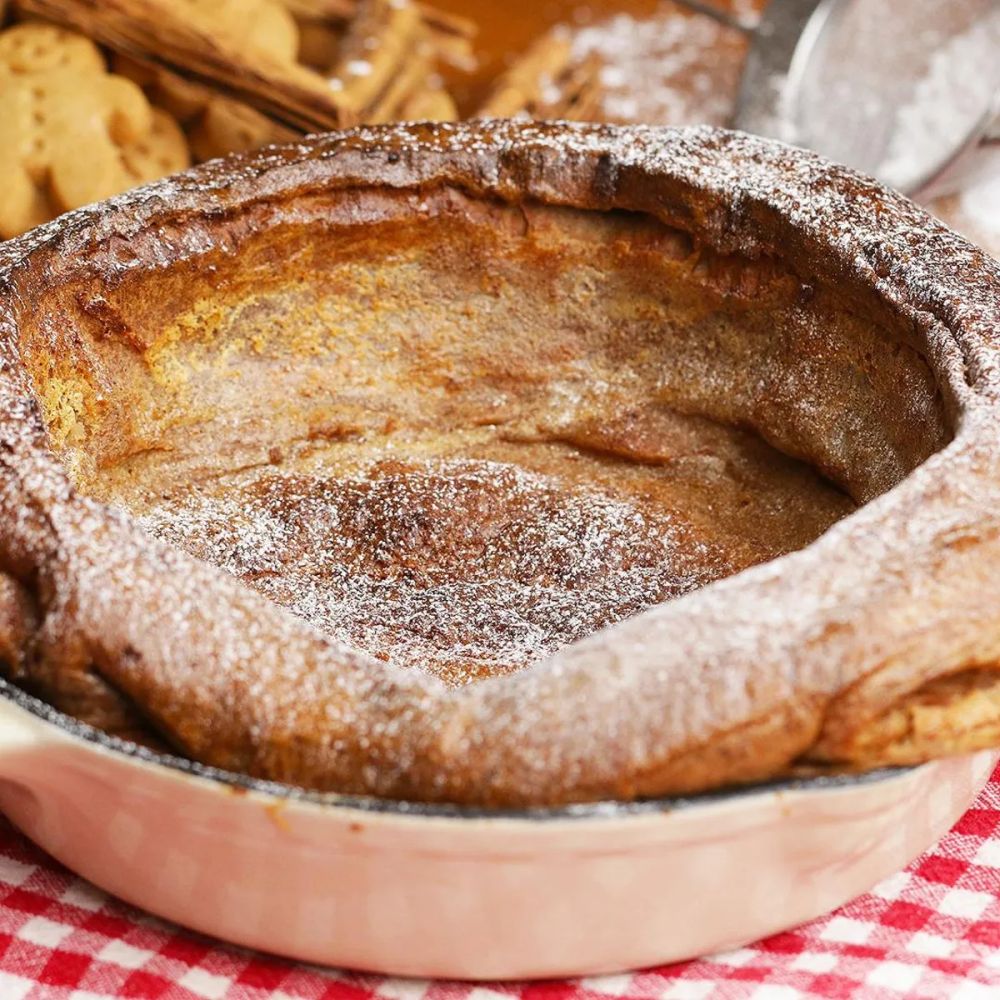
<box><xmin>0</xmin><ymin>676</ymin><xmax>916</xmax><ymax>821</ymax></box>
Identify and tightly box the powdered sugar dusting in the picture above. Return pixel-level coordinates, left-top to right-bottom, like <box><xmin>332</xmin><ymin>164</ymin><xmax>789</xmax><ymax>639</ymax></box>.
<box><xmin>137</xmin><ymin>459</ymin><xmax>722</xmax><ymax>687</ymax></box>
<box><xmin>879</xmin><ymin>12</ymin><xmax>1000</xmax><ymax>192</ymax></box>
<box><xmin>569</xmin><ymin>5</ymin><xmax>745</xmax><ymax>127</ymax></box>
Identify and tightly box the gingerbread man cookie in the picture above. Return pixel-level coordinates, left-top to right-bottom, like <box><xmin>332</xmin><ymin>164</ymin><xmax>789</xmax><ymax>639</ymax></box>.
<box><xmin>173</xmin><ymin>0</ymin><xmax>299</xmax><ymax>65</ymax></box>
<box><xmin>0</xmin><ymin>22</ymin><xmax>189</xmax><ymax>239</ymax></box>
<box><xmin>119</xmin><ymin>108</ymin><xmax>192</xmax><ymax>185</ymax></box>
<box><xmin>189</xmin><ymin>96</ymin><xmax>295</xmax><ymax>162</ymax></box>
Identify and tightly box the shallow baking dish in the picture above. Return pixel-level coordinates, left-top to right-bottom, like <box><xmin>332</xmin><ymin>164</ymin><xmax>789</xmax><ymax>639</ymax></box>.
<box><xmin>2</xmin><ymin>122</ymin><xmax>1000</xmax><ymax>976</ymax></box>
<box><xmin>0</xmin><ymin>681</ymin><xmax>994</xmax><ymax>978</ymax></box>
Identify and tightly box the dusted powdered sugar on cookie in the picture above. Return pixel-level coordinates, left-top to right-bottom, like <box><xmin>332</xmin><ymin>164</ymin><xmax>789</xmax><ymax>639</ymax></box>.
<box><xmin>568</xmin><ymin>4</ymin><xmax>746</xmax><ymax>127</ymax></box>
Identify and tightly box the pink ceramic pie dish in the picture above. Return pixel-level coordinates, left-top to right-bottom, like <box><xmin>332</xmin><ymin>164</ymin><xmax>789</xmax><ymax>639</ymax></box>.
<box><xmin>0</xmin><ymin>680</ymin><xmax>994</xmax><ymax>979</ymax></box>
<box><xmin>1</xmin><ymin>120</ymin><xmax>1000</xmax><ymax>977</ymax></box>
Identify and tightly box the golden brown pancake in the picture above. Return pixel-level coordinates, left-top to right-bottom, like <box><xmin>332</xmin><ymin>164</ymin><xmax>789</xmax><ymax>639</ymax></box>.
<box><xmin>1</xmin><ymin>122</ymin><xmax>1000</xmax><ymax>805</ymax></box>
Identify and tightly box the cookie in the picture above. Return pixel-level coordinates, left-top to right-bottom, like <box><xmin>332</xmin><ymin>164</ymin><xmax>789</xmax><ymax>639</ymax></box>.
<box><xmin>43</xmin><ymin>69</ymin><xmax>153</xmax><ymax>209</ymax></box>
<box><xmin>0</xmin><ymin>21</ymin><xmax>186</xmax><ymax>238</ymax></box>
<box><xmin>0</xmin><ymin>144</ymin><xmax>51</xmax><ymax>239</ymax></box>
<box><xmin>0</xmin><ymin>20</ymin><xmax>104</xmax><ymax>75</ymax></box>
<box><xmin>190</xmin><ymin>96</ymin><xmax>294</xmax><ymax>162</ymax></box>
<box><xmin>120</xmin><ymin>107</ymin><xmax>192</xmax><ymax>184</ymax></box>
<box><xmin>175</xmin><ymin>0</ymin><xmax>299</xmax><ymax>64</ymax></box>
<box><xmin>114</xmin><ymin>52</ymin><xmax>210</xmax><ymax>125</ymax></box>
<box><xmin>403</xmin><ymin>84</ymin><xmax>458</xmax><ymax>123</ymax></box>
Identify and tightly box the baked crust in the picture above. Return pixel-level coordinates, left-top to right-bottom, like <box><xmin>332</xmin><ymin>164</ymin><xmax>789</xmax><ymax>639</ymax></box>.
<box><xmin>2</xmin><ymin>121</ymin><xmax>1000</xmax><ymax>805</ymax></box>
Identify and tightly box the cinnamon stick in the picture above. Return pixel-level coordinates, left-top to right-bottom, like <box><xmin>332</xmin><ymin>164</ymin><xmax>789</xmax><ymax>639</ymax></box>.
<box><xmin>326</xmin><ymin>0</ymin><xmax>456</xmax><ymax>123</ymax></box>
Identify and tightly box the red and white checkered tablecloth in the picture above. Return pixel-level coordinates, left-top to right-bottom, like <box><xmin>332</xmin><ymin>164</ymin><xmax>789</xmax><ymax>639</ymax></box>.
<box><xmin>1</xmin><ymin>766</ymin><xmax>1000</xmax><ymax>1000</ymax></box>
